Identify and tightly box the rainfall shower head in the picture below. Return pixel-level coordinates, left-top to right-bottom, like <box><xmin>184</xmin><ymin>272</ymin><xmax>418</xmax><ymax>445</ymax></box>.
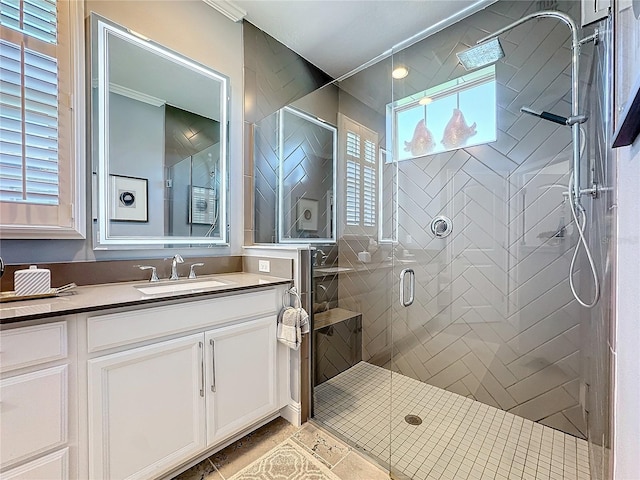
<box><xmin>456</xmin><ymin>38</ymin><xmax>505</xmax><ymax>70</ymax></box>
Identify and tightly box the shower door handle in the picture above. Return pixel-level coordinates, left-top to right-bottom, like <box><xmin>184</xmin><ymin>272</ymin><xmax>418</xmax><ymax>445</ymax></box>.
<box><xmin>399</xmin><ymin>268</ymin><xmax>415</xmax><ymax>307</ymax></box>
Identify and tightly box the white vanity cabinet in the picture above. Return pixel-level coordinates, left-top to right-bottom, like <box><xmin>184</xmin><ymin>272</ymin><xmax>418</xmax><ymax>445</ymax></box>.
<box><xmin>85</xmin><ymin>287</ymin><xmax>286</xmax><ymax>480</ymax></box>
<box><xmin>0</xmin><ymin>320</ymin><xmax>73</xmax><ymax>480</ymax></box>
<box><xmin>87</xmin><ymin>334</ymin><xmax>206</xmax><ymax>480</ymax></box>
<box><xmin>205</xmin><ymin>317</ymin><xmax>277</xmax><ymax>445</ymax></box>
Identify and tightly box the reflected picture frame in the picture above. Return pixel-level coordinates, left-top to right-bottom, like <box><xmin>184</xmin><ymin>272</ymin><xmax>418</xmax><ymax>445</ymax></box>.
<box><xmin>297</xmin><ymin>197</ymin><xmax>318</xmax><ymax>231</ymax></box>
<box><xmin>189</xmin><ymin>186</ymin><xmax>216</xmax><ymax>225</ymax></box>
<box><xmin>109</xmin><ymin>174</ymin><xmax>148</xmax><ymax>222</ymax></box>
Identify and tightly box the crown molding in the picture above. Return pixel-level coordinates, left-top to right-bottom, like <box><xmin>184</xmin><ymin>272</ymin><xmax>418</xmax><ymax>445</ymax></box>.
<box><xmin>201</xmin><ymin>0</ymin><xmax>246</xmax><ymax>22</ymax></box>
<box><xmin>109</xmin><ymin>83</ymin><xmax>165</xmax><ymax>107</ymax></box>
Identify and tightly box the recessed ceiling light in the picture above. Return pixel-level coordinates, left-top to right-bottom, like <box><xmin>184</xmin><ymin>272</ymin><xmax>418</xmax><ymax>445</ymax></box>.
<box><xmin>392</xmin><ymin>66</ymin><xmax>409</xmax><ymax>79</ymax></box>
<box><xmin>419</xmin><ymin>97</ymin><xmax>433</xmax><ymax>105</ymax></box>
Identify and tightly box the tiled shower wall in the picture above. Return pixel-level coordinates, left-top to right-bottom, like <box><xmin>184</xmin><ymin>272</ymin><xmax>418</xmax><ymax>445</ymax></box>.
<box><xmin>243</xmin><ymin>22</ymin><xmax>331</xmax><ymax>244</ymax></box>
<box><xmin>246</xmin><ymin>0</ymin><xmax>611</xmax><ymax>456</ymax></box>
<box><xmin>580</xmin><ymin>15</ymin><xmax>613</xmax><ymax>480</ymax></box>
<box><xmin>336</xmin><ymin>0</ymin><xmax>595</xmax><ymax>439</ymax></box>
<box><xmin>254</xmin><ymin>108</ymin><xmax>335</xmax><ymax>242</ymax></box>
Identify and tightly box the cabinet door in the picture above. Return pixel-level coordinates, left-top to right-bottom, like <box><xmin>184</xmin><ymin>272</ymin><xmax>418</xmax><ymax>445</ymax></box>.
<box><xmin>88</xmin><ymin>334</ymin><xmax>205</xmax><ymax>480</ymax></box>
<box><xmin>205</xmin><ymin>317</ymin><xmax>277</xmax><ymax>445</ymax></box>
<box><xmin>1</xmin><ymin>448</ymin><xmax>68</xmax><ymax>480</ymax></box>
<box><xmin>0</xmin><ymin>366</ymin><xmax>67</xmax><ymax>468</ymax></box>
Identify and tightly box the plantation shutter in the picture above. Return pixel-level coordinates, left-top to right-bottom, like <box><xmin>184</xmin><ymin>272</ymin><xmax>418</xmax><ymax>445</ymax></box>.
<box><xmin>339</xmin><ymin>115</ymin><xmax>379</xmax><ymax>232</ymax></box>
<box><xmin>1</xmin><ymin>0</ymin><xmax>83</xmax><ymax>238</ymax></box>
<box><xmin>345</xmin><ymin>130</ymin><xmax>361</xmax><ymax>226</ymax></box>
<box><xmin>1</xmin><ymin>0</ymin><xmax>59</xmax><ymax>205</ymax></box>
<box><xmin>363</xmin><ymin>139</ymin><xmax>376</xmax><ymax>227</ymax></box>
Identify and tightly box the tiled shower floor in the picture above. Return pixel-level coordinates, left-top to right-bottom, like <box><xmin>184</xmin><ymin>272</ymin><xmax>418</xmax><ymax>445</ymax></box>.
<box><xmin>314</xmin><ymin>362</ymin><xmax>590</xmax><ymax>480</ymax></box>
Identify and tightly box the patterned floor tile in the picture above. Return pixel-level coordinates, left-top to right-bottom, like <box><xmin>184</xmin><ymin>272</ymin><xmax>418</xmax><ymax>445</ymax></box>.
<box><xmin>314</xmin><ymin>362</ymin><xmax>590</xmax><ymax>480</ymax></box>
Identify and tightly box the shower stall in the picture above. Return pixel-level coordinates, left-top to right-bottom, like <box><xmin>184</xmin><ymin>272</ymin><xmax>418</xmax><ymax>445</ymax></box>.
<box><xmin>251</xmin><ymin>1</ymin><xmax>612</xmax><ymax>479</ymax></box>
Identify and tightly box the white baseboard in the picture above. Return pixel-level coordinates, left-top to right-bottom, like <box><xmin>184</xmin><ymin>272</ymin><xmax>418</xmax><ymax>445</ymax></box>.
<box><xmin>280</xmin><ymin>401</ymin><xmax>301</xmax><ymax>427</ymax></box>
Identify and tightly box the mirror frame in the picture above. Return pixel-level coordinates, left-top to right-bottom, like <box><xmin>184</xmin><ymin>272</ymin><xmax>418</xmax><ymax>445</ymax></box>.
<box><xmin>91</xmin><ymin>14</ymin><xmax>229</xmax><ymax>248</ymax></box>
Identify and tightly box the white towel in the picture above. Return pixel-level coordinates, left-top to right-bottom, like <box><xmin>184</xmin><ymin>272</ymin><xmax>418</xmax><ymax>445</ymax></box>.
<box><xmin>277</xmin><ymin>306</ymin><xmax>309</xmax><ymax>350</ymax></box>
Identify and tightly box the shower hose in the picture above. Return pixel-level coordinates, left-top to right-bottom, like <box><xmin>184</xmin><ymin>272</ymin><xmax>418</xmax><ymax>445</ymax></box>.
<box><xmin>568</xmin><ymin>175</ymin><xmax>600</xmax><ymax>308</ymax></box>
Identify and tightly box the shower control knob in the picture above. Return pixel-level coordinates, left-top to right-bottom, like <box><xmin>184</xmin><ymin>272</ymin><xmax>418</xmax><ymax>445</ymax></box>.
<box><xmin>430</xmin><ymin>215</ymin><xmax>453</xmax><ymax>238</ymax></box>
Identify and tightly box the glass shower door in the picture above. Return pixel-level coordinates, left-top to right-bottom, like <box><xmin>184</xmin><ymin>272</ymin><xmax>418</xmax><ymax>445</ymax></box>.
<box><xmin>387</xmin><ymin>5</ymin><xmax>585</xmax><ymax>475</ymax></box>
<box><xmin>389</xmin><ymin>144</ymin><xmax>513</xmax><ymax>478</ymax></box>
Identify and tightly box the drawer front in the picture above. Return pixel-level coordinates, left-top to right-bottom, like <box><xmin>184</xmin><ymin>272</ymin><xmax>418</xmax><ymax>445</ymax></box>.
<box><xmin>87</xmin><ymin>288</ymin><xmax>279</xmax><ymax>353</ymax></box>
<box><xmin>0</xmin><ymin>322</ymin><xmax>67</xmax><ymax>373</ymax></box>
<box><xmin>1</xmin><ymin>448</ymin><xmax>69</xmax><ymax>480</ymax></box>
<box><xmin>0</xmin><ymin>366</ymin><xmax>68</xmax><ymax>467</ymax></box>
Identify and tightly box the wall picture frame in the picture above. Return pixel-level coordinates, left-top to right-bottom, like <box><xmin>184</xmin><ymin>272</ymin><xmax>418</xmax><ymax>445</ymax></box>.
<box><xmin>612</xmin><ymin>0</ymin><xmax>640</xmax><ymax>147</ymax></box>
<box><xmin>109</xmin><ymin>174</ymin><xmax>148</xmax><ymax>222</ymax></box>
<box><xmin>297</xmin><ymin>197</ymin><xmax>318</xmax><ymax>231</ymax></box>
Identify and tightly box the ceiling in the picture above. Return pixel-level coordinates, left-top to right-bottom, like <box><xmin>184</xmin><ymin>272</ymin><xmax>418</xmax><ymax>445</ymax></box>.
<box><xmin>226</xmin><ymin>0</ymin><xmax>496</xmax><ymax>79</ymax></box>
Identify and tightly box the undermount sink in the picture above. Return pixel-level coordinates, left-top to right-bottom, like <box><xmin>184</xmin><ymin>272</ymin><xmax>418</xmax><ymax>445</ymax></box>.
<box><xmin>135</xmin><ymin>278</ymin><xmax>231</xmax><ymax>295</ymax></box>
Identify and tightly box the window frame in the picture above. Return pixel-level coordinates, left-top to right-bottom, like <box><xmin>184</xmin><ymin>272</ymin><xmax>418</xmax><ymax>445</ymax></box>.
<box><xmin>0</xmin><ymin>0</ymin><xmax>86</xmax><ymax>239</ymax></box>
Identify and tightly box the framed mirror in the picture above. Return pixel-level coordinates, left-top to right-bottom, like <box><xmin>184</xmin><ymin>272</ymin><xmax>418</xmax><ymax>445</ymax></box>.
<box><xmin>277</xmin><ymin>107</ymin><xmax>337</xmax><ymax>243</ymax></box>
<box><xmin>91</xmin><ymin>14</ymin><xmax>229</xmax><ymax>248</ymax></box>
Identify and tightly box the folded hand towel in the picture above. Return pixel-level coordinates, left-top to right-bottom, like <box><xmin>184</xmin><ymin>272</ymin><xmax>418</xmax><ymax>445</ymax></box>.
<box><xmin>277</xmin><ymin>306</ymin><xmax>309</xmax><ymax>350</ymax></box>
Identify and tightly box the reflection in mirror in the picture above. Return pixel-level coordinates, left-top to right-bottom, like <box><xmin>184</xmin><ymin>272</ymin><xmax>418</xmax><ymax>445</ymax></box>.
<box><xmin>91</xmin><ymin>14</ymin><xmax>228</xmax><ymax>248</ymax></box>
<box><xmin>253</xmin><ymin>84</ymin><xmax>340</xmax><ymax>244</ymax></box>
<box><xmin>278</xmin><ymin>107</ymin><xmax>336</xmax><ymax>243</ymax></box>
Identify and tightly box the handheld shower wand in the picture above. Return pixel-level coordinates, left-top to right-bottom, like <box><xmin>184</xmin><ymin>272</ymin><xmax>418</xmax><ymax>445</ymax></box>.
<box><xmin>461</xmin><ymin>10</ymin><xmax>600</xmax><ymax>307</ymax></box>
<box><xmin>520</xmin><ymin>106</ymin><xmax>588</xmax><ymax>126</ymax></box>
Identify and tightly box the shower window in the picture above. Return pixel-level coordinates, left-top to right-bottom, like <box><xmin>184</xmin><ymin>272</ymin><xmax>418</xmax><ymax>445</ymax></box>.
<box><xmin>389</xmin><ymin>65</ymin><xmax>497</xmax><ymax>161</ymax></box>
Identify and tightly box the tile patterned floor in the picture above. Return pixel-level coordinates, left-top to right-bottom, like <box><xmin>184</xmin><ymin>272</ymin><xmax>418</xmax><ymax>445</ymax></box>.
<box><xmin>173</xmin><ymin>418</ymin><xmax>389</xmax><ymax>480</ymax></box>
<box><xmin>314</xmin><ymin>362</ymin><xmax>590</xmax><ymax>480</ymax></box>
<box><xmin>227</xmin><ymin>440</ymin><xmax>341</xmax><ymax>480</ymax></box>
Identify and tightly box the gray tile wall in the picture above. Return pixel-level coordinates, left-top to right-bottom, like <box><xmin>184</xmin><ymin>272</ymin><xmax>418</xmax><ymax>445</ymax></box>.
<box><xmin>244</xmin><ymin>22</ymin><xmax>332</xmax><ymax>244</ymax></box>
<box><xmin>580</xmin><ymin>16</ymin><xmax>613</xmax><ymax>480</ymax></box>
<box><xmin>336</xmin><ymin>0</ymin><xmax>595</xmax><ymax>439</ymax></box>
<box><xmin>245</xmin><ymin>1</ymin><xmax>612</xmax><ymax>457</ymax></box>
<box><xmin>314</xmin><ymin>316</ymin><xmax>362</xmax><ymax>384</ymax></box>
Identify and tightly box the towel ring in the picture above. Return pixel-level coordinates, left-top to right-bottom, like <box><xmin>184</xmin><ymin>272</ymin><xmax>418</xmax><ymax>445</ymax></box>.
<box><xmin>283</xmin><ymin>286</ymin><xmax>302</xmax><ymax>309</ymax></box>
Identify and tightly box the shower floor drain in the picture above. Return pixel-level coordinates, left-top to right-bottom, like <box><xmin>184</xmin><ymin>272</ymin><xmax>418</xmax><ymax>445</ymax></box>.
<box><xmin>404</xmin><ymin>414</ymin><xmax>422</xmax><ymax>425</ymax></box>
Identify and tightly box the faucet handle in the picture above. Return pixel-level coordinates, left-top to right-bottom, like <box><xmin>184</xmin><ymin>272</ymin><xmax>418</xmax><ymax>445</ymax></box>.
<box><xmin>189</xmin><ymin>263</ymin><xmax>205</xmax><ymax>279</ymax></box>
<box><xmin>136</xmin><ymin>265</ymin><xmax>159</xmax><ymax>282</ymax></box>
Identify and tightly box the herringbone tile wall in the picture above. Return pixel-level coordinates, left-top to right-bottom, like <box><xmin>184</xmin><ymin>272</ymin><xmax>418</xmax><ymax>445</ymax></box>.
<box><xmin>247</xmin><ymin>0</ymin><xmax>609</xmax><ymax>449</ymax></box>
<box><xmin>580</xmin><ymin>15</ymin><xmax>613</xmax><ymax>480</ymax></box>
<box><xmin>254</xmin><ymin>108</ymin><xmax>335</xmax><ymax>242</ymax></box>
<box><xmin>335</xmin><ymin>0</ymin><xmax>591</xmax><ymax>440</ymax></box>
<box><xmin>244</xmin><ymin>22</ymin><xmax>331</xmax><ymax>243</ymax></box>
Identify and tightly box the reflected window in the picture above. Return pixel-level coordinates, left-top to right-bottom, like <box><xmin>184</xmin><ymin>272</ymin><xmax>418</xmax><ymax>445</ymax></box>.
<box><xmin>390</xmin><ymin>66</ymin><xmax>497</xmax><ymax>161</ymax></box>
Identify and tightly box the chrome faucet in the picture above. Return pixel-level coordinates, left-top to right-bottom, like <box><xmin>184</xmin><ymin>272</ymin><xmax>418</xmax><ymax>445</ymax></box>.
<box><xmin>136</xmin><ymin>265</ymin><xmax>159</xmax><ymax>282</ymax></box>
<box><xmin>188</xmin><ymin>263</ymin><xmax>205</xmax><ymax>279</ymax></box>
<box><xmin>169</xmin><ymin>254</ymin><xmax>184</xmax><ymax>280</ymax></box>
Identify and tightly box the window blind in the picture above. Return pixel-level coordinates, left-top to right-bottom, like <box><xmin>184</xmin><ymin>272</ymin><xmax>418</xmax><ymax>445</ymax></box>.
<box><xmin>342</xmin><ymin>122</ymin><xmax>378</xmax><ymax>230</ymax></box>
<box><xmin>363</xmin><ymin>165</ymin><xmax>375</xmax><ymax>227</ymax></box>
<box><xmin>346</xmin><ymin>160</ymin><xmax>360</xmax><ymax>226</ymax></box>
<box><xmin>1</xmin><ymin>0</ymin><xmax>59</xmax><ymax>205</ymax></box>
<box><xmin>1</xmin><ymin>0</ymin><xmax>57</xmax><ymax>44</ymax></box>
<box><xmin>363</xmin><ymin>139</ymin><xmax>376</xmax><ymax>226</ymax></box>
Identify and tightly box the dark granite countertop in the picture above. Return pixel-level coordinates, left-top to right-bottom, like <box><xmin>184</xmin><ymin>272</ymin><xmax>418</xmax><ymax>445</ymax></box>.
<box><xmin>0</xmin><ymin>272</ymin><xmax>291</xmax><ymax>324</ymax></box>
